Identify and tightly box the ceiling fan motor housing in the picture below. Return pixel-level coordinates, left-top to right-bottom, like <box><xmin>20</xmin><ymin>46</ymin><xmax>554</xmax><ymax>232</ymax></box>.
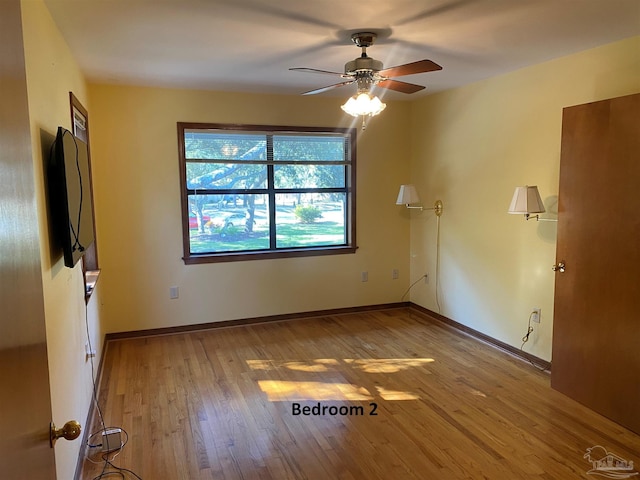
<box><xmin>344</xmin><ymin>56</ymin><xmax>383</xmax><ymax>75</ymax></box>
<box><xmin>290</xmin><ymin>30</ymin><xmax>440</xmax><ymax>96</ymax></box>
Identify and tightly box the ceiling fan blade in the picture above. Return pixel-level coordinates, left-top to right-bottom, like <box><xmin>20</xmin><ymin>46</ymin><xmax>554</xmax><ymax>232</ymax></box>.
<box><xmin>378</xmin><ymin>59</ymin><xmax>442</xmax><ymax>78</ymax></box>
<box><xmin>290</xmin><ymin>67</ymin><xmax>346</xmax><ymax>77</ymax></box>
<box><xmin>377</xmin><ymin>79</ymin><xmax>425</xmax><ymax>94</ymax></box>
<box><xmin>395</xmin><ymin>0</ymin><xmax>473</xmax><ymax>26</ymax></box>
<box><xmin>231</xmin><ymin>1</ymin><xmax>343</xmax><ymax>30</ymax></box>
<box><xmin>301</xmin><ymin>80</ymin><xmax>355</xmax><ymax>95</ymax></box>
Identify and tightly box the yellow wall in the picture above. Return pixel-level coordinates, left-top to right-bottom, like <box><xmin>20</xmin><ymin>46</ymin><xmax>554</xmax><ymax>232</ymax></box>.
<box><xmin>21</xmin><ymin>1</ymin><xmax>104</xmax><ymax>478</ymax></box>
<box><xmin>15</xmin><ymin>1</ymin><xmax>639</xmax><ymax>474</ymax></box>
<box><xmin>87</xmin><ymin>85</ymin><xmax>412</xmax><ymax>333</ymax></box>
<box><xmin>409</xmin><ymin>36</ymin><xmax>640</xmax><ymax>361</ymax></box>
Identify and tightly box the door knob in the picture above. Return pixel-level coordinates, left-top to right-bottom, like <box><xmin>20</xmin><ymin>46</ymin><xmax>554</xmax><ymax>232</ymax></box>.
<box><xmin>552</xmin><ymin>261</ymin><xmax>566</xmax><ymax>273</ymax></box>
<box><xmin>50</xmin><ymin>420</ymin><xmax>81</xmax><ymax>447</ymax></box>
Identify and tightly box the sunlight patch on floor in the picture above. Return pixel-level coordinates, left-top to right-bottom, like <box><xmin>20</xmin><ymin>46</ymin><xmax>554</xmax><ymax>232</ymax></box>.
<box><xmin>258</xmin><ymin>380</ymin><xmax>373</xmax><ymax>401</ymax></box>
<box><xmin>246</xmin><ymin>359</ymin><xmax>340</xmax><ymax>372</ymax></box>
<box><xmin>252</xmin><ymin>358</ymin><xmax>435</xmax><ymax>401</ymax></box>
<box><xmin>247</xmin><ymin>358</ymin><xmax>435</xmax><ymax>374</ymax></box>
<box><xmin>470</xmin><ymin>389</ymin><xmax>487</xmax><ymax>398</ymax></box>
<box><xmin>375</xmin><ymin>386</ymin><xmax>420</xmax><ymax>401</ymax></box>
<box><xmin>344</xmin><ymin>358</ymin><xmax>435</xmax><ymax>373</ymax></box>
<box><xmin>257</xmin><ymin>380</ymin><xmax>423</xmax><ymax>402</ymax></box>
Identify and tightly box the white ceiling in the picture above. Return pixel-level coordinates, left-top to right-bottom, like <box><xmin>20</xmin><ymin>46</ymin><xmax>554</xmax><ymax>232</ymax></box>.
<box><xmin>43</xmin><ymin>0</ymin><xmax>640</xmax><ymax>100</ymax></box>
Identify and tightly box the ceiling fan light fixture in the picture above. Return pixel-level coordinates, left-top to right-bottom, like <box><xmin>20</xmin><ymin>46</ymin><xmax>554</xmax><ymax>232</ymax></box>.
<box><xmin>341</xmin><ymin>92</ymin><xmax>386</xmax><ymax>117</ymax></box>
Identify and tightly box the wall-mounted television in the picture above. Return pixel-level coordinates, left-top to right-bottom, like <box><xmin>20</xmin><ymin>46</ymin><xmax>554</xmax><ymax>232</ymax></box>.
<box><xmin>48</xmin><ymin>126</ymin><xmax>96</xmax><ymax>268</ymax></box>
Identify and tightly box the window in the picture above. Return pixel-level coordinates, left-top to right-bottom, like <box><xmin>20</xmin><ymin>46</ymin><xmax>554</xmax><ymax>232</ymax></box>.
<box><xmin>178</xmin><ymin>123</ymin><xmax>357</xmax><ymax>264</ymax></box>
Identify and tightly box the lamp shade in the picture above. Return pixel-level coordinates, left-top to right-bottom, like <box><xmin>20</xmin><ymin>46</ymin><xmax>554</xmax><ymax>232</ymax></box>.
<box><xmin>396</xmin><ymin>184</ymin><xmax>421</xmax><ymax>205</ymax></box>
<box><xmin>508</xmin><ymin>186</ymin><xmax>545</xmax><ymax>214</ymax></box>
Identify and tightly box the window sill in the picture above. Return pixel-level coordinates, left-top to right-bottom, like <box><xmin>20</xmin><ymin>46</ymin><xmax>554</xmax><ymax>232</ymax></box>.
<box><xmin>85</xmin><ymin>269</ymin><xmax>101</xmax><ymax>301</ymax></box>
<box><xmin>183</xmin><ymin>245</ymin><xmax>357</xmax><ymax>264</ymax></box>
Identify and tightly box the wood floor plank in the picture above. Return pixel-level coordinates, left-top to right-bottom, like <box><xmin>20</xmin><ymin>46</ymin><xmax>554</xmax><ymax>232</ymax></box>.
<box><xmin>80</xmin><ymin>308</ymin><xmax>640</xmax><ymax>479</ymax></box>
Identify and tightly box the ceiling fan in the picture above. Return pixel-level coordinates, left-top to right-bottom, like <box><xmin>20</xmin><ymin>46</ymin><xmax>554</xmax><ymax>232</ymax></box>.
<box><xmin>290</xmin><ymin>31</ymin><xmax>442</xmax><ymax>97</ymax></box>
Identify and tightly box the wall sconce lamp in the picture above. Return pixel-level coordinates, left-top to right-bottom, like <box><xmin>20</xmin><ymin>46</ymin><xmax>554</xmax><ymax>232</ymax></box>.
<box><xmin>396</xmin><ymin>184</ymin><xmax>443</xmax><ymax>216</ymax></box>
<box><xmin>508</xmin><ymin>185</ymin><xmax>556</xmax><ymax>222</ymax></box>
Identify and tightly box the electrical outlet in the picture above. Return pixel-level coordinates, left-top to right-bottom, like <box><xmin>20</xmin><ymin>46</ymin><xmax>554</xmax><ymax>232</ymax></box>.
<box><xmin>361</xmin><ymin>271</ymin><xmax>368</xmax><ymax>282</ymax></box>
<box><xmin>531</xmin><ymin>308</ymin><xmax>541</xmax><ymax>323</ymax></box>
<box><xmin>392</xmin><ymin>269</ymin><xmax>399</xmax><ymax>280</ymax></box>
<box><xmin>85</xmin><ymin>342</ymin><xmax>96</xmax><ymax>360</ymax></box>
<box><xmin>169</xmin><ymin>286</ymin><xmax>179</xmax><ymax>299</ymax></box>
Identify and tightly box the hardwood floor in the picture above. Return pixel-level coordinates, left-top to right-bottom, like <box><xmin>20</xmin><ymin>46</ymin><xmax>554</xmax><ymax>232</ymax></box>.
<box><xmin>80</xmin><ymin>308</ymin><xmax>640</xmax><ymax>479</ymax></box>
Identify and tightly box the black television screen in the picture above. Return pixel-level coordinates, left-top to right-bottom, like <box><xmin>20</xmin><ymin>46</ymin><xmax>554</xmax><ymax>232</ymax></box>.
<box><xmin>48</xmin><ymin>126</ymin><xmax>95</xmax><ymax>268</ymax></box>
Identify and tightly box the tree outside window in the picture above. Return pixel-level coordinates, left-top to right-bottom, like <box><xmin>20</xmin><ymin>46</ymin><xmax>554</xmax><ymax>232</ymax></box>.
<box><xmin>178</xmin><ymin>123</ymin><xmax>357</xmax><ymax>264</ymax></box>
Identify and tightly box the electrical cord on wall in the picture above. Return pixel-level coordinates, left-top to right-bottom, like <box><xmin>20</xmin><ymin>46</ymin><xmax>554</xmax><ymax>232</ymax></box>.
<box><xmin>401</xmin><ymin>209</ymin><xmax>444</xmax><ymax>313</ymax></box>
<box><xmin>434</xmin><ymin>214</ymin><xmax>442</xmax><ymax>314</ymax></box>
<box><xmin>520</xmin><ymin>310</ymin><xmax>548</xmax><ymax>372</ymax></box>
<box><xmin>64</xmin><ymin>130</ymin><xmax>85</xmax><ymax>253</ymax></box>
<box><xmin>82</xmin><ymin>276</ymin><xmax>142</xmax><ymax>479</ymax></box>
<box><xmin>401</xmin><ymin>275</ymin><xmax>428</xmax><ymax>302</ymax></box>
<box><xmin>520</xmin><ymin>312</ymin><xmax>535</xmax><ymax>350</ymax></box>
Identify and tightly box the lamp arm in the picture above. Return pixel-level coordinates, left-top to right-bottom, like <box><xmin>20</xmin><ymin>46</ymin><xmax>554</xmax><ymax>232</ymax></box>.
<box><xmin>404</xmin><ymin>200</ymin><xmax>443</xmax><ymax>216</ymax></box>
<box><xmin>524</xmin><ymin>213</ymin><xmax>557</xmax><ymax>222</ymax></box>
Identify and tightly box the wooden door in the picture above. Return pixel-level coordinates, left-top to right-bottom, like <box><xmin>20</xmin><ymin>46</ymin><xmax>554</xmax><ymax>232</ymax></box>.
<box><xmin>0</xmin><ymin>0</ymin><xmax>57</xmax><ymax>478</ymax></box>
<box><xmin>551</xmin><ymin>93</ymin><xmax>640</xmax><ymax>434</ymax></box>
